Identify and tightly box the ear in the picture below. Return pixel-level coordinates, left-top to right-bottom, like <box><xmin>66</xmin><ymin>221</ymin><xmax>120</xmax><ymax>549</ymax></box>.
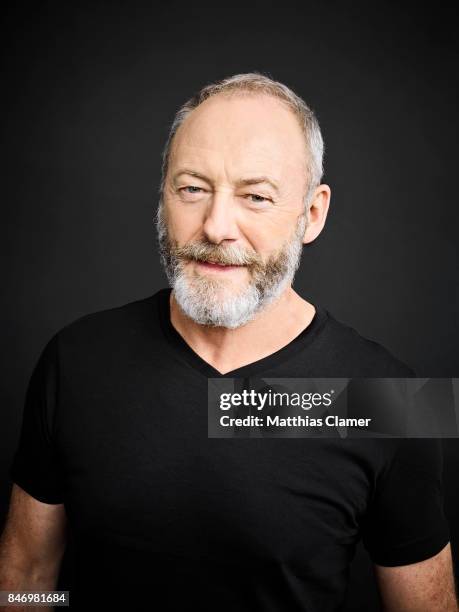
<box><xmin>303</xmin><ymin>184</ymin><xmax>331</xmax><ymax>244</ymax></box>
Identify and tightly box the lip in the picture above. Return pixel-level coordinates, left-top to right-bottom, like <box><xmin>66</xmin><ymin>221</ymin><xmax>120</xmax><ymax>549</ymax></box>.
<box><xmin>196</xmin><ymin>261</ymin><xmax>244</xmax><ymax>272</ymax></box>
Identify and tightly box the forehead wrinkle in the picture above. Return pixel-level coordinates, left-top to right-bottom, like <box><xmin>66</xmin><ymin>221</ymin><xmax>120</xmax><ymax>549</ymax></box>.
<box><xmin>170</xmin><ymin>144</ymin><xmax>286</xmax><ymax>190</ymax></box>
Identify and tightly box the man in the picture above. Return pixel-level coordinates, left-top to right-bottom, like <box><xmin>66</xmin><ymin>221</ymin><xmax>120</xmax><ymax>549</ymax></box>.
<box><xmin>1</xmin><ymin>72</ymin><xmax>457</xmax><ymax>611</ymax></box>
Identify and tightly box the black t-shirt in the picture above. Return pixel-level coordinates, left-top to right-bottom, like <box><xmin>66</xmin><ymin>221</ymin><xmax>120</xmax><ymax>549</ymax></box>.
<box><xmin>9</xmin><ymin>288</ymin><xmax>450</xmax><ymax>611</ymax></box>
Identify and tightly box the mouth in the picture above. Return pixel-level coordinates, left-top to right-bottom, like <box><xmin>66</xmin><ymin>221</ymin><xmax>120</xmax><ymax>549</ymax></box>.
<box><xmin>195</xmin><ymin>260</ymin><xmax>245</xmax><ymax>272</ymax></box>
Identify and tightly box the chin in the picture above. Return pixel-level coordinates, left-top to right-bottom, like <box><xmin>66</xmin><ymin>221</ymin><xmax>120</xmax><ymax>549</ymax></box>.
<box><xmin>172</xmin><ymin>273</ymin><xmax>262</xmax><ymax>329</ymax></box>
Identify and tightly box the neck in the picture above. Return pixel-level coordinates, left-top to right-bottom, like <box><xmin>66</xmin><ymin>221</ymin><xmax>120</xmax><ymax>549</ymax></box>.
<box><xmin>169</xmin><ymin>286</ymin><xmax>316</xmax><ymax>374</ymax></box>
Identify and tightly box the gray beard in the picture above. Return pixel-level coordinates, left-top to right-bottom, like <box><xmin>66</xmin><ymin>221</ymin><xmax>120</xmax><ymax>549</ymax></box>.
<box><xmin>155</xmin><ymin>204</ymin><xmax>307</xmax><ymax>329</ymax></box>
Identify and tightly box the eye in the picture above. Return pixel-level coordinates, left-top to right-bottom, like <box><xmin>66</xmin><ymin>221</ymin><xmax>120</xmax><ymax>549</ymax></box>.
<box><xmin>246</xmin><ymin>193</ymin><xmax>272</xmax><ymax>204</ymax></box>
<box><xmin>180</xmin><ymin>186</ymin><xmax>204</xmax><ymax>194</ymax></box>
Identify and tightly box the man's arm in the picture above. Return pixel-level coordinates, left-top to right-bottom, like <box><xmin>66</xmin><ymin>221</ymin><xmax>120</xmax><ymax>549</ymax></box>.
<box><xmin>374</xmin><ymin>542</ymin><xmax>458</xmax><ymax>611</ymax></box>
<box><xmin>0</xmin><ymin>483</ymin><xmax>67</xmax><ymax>610</ymax></box>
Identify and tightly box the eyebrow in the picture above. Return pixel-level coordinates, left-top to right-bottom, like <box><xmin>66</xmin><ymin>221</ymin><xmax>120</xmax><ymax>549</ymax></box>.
<box><xmin>172</xmin><ymin>169</ymin><xmax>280</xmax><ymax>193</ymax></box>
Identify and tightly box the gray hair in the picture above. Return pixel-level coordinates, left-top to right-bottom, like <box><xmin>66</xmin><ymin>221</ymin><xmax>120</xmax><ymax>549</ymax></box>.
<box><xmin>157</xmin><ymin>71</ymin><xmax>325</xmax><ymax>210</ymax></box>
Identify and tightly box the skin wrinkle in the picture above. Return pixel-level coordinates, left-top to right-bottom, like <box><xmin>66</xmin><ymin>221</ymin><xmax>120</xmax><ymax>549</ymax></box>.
<box><xmin>170</xmin><ymin>146</ymin><xmax>305</xmax><ymax>208</ymax></box>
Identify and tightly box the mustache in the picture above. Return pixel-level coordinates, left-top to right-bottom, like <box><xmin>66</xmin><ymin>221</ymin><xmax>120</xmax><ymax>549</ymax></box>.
<box><xmin>172</xmin><ymin>241</ymin><xmax>264</xmax><ymax>267</ymax></box>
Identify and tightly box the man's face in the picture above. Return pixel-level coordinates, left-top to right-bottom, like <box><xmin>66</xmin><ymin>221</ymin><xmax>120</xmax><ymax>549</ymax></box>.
<box><xmin>157</xmin><ymin>93</ymin><xmax>311</xmax><ymax>328</ymax></box>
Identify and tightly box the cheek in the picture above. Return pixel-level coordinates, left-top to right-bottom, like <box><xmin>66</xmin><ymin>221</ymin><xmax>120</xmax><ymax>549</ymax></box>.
<box><xmin>165</xmin><ymin>201</ymin><xmax>203</xmax><ymax>242</ymax></box>
<box><xmin>238</xmin><ymin>216</ymin><xmax>292</xmax><ymax>256</ymax></box>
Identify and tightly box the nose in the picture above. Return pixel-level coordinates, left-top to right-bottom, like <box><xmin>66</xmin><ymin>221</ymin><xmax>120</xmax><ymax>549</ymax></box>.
<box><xmin>202</xmin><ymin>190</ymin><xmax>240</xmax><ymax>244</ymax></box>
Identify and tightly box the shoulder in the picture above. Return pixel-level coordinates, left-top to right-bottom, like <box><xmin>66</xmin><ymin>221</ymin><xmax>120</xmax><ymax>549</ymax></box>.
<box><xmin>318</xmin><ymin>307</ymin><xmax>416</xmax><ymax>377</ymax></box>
<box><xmin>51</xmin><ymin>289</ymin><xmax>166</xmax><ymax>355</ymax></box>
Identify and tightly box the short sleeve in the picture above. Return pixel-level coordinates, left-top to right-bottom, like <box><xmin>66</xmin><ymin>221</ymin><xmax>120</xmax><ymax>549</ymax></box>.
<box><xmin>361</xmin><ymin>438</ymin><xmax>450</xmax><ymax>566</ymax></box>
<box><xmin>9</xmin><ymin>333</ymin><xmax>65</xmax><ymax>504</ymax></box>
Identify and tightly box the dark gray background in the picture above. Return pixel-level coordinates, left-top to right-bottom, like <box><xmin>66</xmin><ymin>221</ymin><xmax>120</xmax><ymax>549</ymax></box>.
<box><xmin>1</xmin><ymin>1</ymin><xmax>458</xmax><ymax>609</ymax></box>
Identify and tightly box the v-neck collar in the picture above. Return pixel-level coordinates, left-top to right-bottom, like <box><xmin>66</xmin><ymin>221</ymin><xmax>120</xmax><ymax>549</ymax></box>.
<box><xmin>157</xmin><ymin>287</ymin><xmax>328</xmax><ymax>379</ymax></box>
